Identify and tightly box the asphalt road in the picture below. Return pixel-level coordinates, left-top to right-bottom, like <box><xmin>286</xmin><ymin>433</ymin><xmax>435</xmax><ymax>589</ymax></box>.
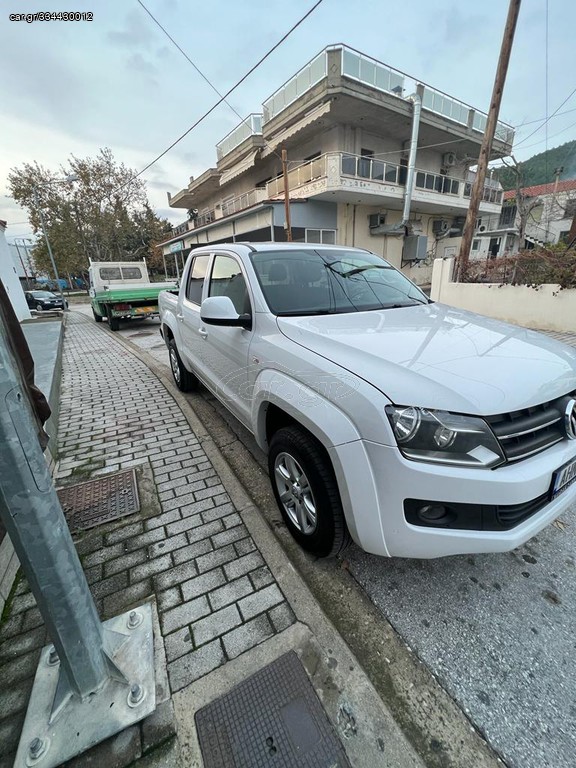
<box><xmin>78</xmin><ymin>306</ymin><xmax>576</xmax><ymax>768</ymax></box>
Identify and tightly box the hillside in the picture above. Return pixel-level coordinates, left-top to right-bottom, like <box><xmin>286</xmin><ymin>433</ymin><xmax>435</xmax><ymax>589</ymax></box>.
<box><xmin>495</xmin><ymin>140</ymin><xmax>576</xmax><ymax>190</ymax></box>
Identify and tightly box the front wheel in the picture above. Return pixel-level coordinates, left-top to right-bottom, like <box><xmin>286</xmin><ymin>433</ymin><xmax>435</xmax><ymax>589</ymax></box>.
<box><xmin>36</xmin><ymin>304</ymin><xmax>43</xmax><ymax>312</ymax></box>
<box><xmin>168</xmin><ymin>339</ymin><xmax>198</xmax><ymax>392</ymax></box>
<box><xmin>268</xmin><ymin>426</ymin><xmax>350</xmax><ymax>557</ymax></box>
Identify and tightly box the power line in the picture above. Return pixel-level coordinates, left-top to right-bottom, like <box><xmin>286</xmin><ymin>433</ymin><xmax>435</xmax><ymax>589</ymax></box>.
<box><xmin>514</xmin><ymin>107</ymin><xmax>576</xmax><ymax>130</ymax></box>
<box><xmin>126</xmin><ymin>0</ymin><xmax>324</xmax><ymax>185</ymax></box>
<box><xmin>514</xmin><ymin>85</ymin><xmax>576</xmax><ymax>147</ymax></box>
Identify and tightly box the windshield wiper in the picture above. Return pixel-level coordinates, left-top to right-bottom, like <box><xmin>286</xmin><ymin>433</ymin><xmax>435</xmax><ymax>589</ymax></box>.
<box><xmin>276</xmin><ymin>309</ymin><xmax>337</xmax><ymax>317</ymax></box>
<box><xmin>341</xmin><ymin>264</ymin><xmax>393</xmax><ymax>278</ymax></box>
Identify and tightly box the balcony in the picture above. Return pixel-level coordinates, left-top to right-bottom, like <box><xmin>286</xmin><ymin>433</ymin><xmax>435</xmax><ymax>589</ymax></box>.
<box><xmin>221</xmin><ymin>188</ymin><xmax>268</xmax><ymax>218</ymax></box>
<box><xmin>216</xmin><ymin>114</ymin><xmax>263</xmax><ymax>162</ymax></box>
<box><xmin>266</xmin><ymin>152</ymin><xmax>503</xmax><ymax>214</ymax></box>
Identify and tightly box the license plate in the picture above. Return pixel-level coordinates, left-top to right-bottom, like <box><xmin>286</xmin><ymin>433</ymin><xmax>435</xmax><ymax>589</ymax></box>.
<box><xmin>133</xmin><ymin>306</ymin><xmax>155</xmax><ymax>315</ymax></box>
<box><xmin>551</xmin><ymin>457</ymin><xmax>576</xmax><ymax>498</ymax></box>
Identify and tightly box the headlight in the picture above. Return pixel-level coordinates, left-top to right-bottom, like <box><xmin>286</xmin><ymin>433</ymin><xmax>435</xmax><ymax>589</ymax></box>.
<box><xmin>385</xmin><ymin>406</ymin><xmax>505</xmax><ymax>468</ymax></box>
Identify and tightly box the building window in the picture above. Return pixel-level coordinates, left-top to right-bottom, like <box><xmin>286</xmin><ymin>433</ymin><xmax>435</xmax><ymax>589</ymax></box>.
<box><xmin>359</xmin><ymin>148</ymin><xmax>374</xmax><ymax>179</ymax></box>
<box><xmin>305</xmin><ymin>229</ymin><xmax>336</xmax><ymax>244</ymax></box>
<box><xmin>472</xmin><ymin>239</ymin><xmax>480</xmax><ymax>251</ymax></box>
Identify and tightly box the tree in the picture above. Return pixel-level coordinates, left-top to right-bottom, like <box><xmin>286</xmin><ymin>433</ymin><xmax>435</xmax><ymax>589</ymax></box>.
<box><xmin>8</xmin><ymin>148</ymin><xmax>171</xmax><ymax>282</ymax></box>
<box><xmin>499</xmin><ymin>155</ymin><xmax>542</xmax><ymax>247</ymax></box>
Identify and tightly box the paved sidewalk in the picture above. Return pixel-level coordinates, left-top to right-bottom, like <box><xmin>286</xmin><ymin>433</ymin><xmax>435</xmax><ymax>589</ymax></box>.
<box><xmin>0</xmin><ymin>313</ymin><xmax>424</xmax><ymax>768</ymax></box>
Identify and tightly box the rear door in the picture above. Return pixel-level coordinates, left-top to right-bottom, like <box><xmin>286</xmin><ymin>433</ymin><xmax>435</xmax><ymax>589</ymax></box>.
<box><xmin>178</xmin><ymin>253</ymin><xmax>211</xmax><ymax>379</ymax></box>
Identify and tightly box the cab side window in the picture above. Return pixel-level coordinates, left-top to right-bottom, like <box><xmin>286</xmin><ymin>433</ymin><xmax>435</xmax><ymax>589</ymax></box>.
<box><xmin>185</xmin><ymin>255</ymin><xmax>210</xmax><ymax>305</ymax></box>
<box><xmin>208</xmin><ymin>255</ymin><xmax>250</xmax><ymax>315</ymax></box>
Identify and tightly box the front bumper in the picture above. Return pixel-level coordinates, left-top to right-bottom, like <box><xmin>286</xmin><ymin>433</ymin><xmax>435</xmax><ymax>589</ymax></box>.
<box><xmin>330</xmin><ymin>438</ymin><xmax>576</xmax><ymax>558</ymax></box>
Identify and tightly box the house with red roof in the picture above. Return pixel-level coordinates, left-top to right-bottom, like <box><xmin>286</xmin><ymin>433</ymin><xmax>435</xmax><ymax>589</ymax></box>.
<box><xmin>470</xmin><ymin>178</ymin><xmax>576</xmax><ymax>260</ymax></box>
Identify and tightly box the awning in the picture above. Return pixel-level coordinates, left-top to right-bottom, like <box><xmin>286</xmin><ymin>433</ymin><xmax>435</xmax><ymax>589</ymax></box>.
<box><xmin>262</xmin><ymin>102</ymin><xmax>331</xmax><ymax>156</ymax></box>
<box><xmin>219</xmin><ymin>150</ymin><xmax>259</xmax><ymax>186</ymax></box>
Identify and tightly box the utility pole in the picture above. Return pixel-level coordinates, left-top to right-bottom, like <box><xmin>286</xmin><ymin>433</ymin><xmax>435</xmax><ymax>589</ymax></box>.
<box><xmin>282</xmin><ymin>148</ymin><xmax>292</xmax><ymax>242</ymax></box>
<box><xmin>455</xmin><ymin>0</ymin><xmax>522</xmax><ymax>281</ymax></box>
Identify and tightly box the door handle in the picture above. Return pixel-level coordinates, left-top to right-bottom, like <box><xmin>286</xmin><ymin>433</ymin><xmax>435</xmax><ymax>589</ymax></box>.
<box><xmin>198</xmin><ymin>327</ymin><xmax>208</xmax><ymax>339</ymax></box>
<box><xmin>176</xmin><ymin>313</ymin><xmax>184</xmax><ymax>321</ymax></box>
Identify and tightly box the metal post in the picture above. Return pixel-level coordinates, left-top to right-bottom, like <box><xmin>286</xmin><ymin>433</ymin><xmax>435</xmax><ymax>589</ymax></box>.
<box><xmin>32</xmin><ymin>187</ymin><xmax>67</xmax><ymax>307</ymax></box>
<box><xmin>14</xmin><ymin>241</ymin><xmax>32</xmax><ymax>290</ymax></box>
<box><xmin>0</xmin><ymin>312</ymin><xmax>155</xmax><ymax>767</ymax></box>
<box><xmin>282</xmin><ymin>148</ymin><xmax>292</xmax><ymax>242</ymax></box>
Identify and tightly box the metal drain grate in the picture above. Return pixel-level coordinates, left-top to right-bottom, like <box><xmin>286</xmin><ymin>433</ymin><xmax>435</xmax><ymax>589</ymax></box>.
<box><xmin>57</xmin><ymin>469</ymin><xmax>140</xmax><ymax>532</ymax></box>
<box><xmin>195</xmin><ymin>651</ymin><xmax>351</xmax><ymax>768</ymax></box>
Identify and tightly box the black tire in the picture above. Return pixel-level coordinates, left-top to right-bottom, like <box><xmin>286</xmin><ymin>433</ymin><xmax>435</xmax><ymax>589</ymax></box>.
<box><xmin>36</xmin><ymin>304</ymin><xmax>43</xmax><ymax>312</ymax></box>
<box><xmin>106</xmin><ymin>307</ymin><xmax>120</xmax><ymax>331</ymax></box>
<box><xmin>93</xmin><ymin>308</ymin><xmax>103</xmax><ymax>323</ymax></box>
<box><xmin>168</xmin><ymin>339</ymin><xmax>198</xmax><ymax>392</ymax></box>
<box><xmin>268</xmin><ymin>426</ymin><xmax>350</xmax><ymax>557</ymax></box>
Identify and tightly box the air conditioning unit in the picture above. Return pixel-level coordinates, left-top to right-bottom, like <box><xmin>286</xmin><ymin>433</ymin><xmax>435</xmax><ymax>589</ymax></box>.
<box><xmin>432</xmin><ymin>219</ymin><xmax>449</xmax><ymax>235</ymax></box>
<box><xmin>479</xmin><ymin>225</ymin><xmax>486</xmax><ymax>232</ymax></box>
<box><xmin>442</xmin><ymin>152</ymin><xmax>457</xmax><ymax>168</ymax></box>
<box><xmin>369</xmin><ymin>213</ymin><xmax>386</xmax><ymax>229</ymax></box>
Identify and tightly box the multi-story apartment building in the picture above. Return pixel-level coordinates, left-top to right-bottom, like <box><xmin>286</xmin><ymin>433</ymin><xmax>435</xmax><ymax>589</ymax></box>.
<box><xmin>160</xmin><ymin>44</ymin><xmax>513</xmax><ymax>284</ymax></box>
<box><xmin>470</xmin><ymin>178</ymin><xmax>576</xmax><ymax>260</ymax></box>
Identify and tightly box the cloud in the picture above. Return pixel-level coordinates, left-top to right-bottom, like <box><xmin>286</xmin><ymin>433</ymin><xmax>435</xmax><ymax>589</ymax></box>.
<box><xmin>107</xmin><ymin>10</ymin><xmax>155</xmax><ymax>49</ymax></box>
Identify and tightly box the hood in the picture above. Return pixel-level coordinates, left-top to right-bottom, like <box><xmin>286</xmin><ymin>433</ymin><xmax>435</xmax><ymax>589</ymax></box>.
<box><xmin>276</xmin><ymin>303</ymin><xmax>576</xmax><ymax>415</ymax></box>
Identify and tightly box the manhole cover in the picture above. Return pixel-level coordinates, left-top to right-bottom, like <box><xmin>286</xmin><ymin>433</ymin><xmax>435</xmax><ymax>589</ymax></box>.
<box><xmin>57</xmin><ymin>469</ymin><xmax>140</xmax><ymax>532</ymax></box>
<box><xmin>195</xmin><ymin>651</ymin><xmax>351</xmax><ymax>768</ymax></box>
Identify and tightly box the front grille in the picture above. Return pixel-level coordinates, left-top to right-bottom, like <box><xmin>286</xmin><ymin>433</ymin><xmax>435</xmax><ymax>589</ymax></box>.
<box><xmin>486</xmin><ymin>392</ymin><xmax>575</xmax><ymax>463</ymax></box>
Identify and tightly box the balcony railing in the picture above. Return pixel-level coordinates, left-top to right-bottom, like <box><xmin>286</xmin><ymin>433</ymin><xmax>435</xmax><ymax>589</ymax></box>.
<box><xmin>341</xmin><ymin>47</ymin><xmax>405</xmax><ymax>95</ymax></box>
<box><xmin>171</xmin><ymin>221</ymin><xmax>191</xmax><ymax>238</ymax></box>
<box><xmin>263</xmin><ymin>51</ymin><xmax>328</xmax><ymax>123</ymax></box>
<box><xmin>266</xmin><ymin>151</ymin><xmax>504</xmax><ymax>208</ymax></box>
<box><xmin>216</xmin><ymin>114</ymin><xmax>263</xmax><ymax>160</ymax></box>
<box><xmin>221</xmin><ymin>188</ymin><xmax>267</xmax><ymax>218</ymax></box>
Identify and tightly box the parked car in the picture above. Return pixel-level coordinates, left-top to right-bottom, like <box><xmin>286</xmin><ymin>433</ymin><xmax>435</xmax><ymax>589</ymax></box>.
<box><xmin>25</xmin><ymin>290</ymin><xmax>67</xmax><ymax>311</ymax></box>
<box><xmin>159</xmin><ymin>243</ymin><xmax>576</xmax><ymax>559</ymax></box>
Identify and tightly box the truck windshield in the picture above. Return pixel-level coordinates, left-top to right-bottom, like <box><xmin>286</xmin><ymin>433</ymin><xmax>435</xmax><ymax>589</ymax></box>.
<box><xmin>250</xmin><ymin>249</ymin><xmax>430</xmax><ymax>316</ymax></box>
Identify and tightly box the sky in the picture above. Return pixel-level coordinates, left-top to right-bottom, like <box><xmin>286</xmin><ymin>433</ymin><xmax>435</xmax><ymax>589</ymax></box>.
<box><xmin>1</xmin><ymin>0</ymin><xmax>576</xmax><ymax>242</ymax></box>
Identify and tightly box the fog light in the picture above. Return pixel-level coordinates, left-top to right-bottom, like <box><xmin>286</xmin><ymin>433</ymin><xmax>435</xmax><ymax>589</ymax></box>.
<box><xmin>418</xmin><ymin>504</ymin><xmax>448</xmax><ymax>522</ymax></box>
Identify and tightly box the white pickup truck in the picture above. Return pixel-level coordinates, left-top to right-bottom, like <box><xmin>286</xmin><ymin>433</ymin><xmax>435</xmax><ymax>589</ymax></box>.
<box><xmin>158</xmin><ymin>243</ymin><xmax>576</xmax><ymax>559</ymax></box>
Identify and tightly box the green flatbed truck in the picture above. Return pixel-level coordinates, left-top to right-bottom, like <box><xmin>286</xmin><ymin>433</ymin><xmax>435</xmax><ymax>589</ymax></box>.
<box><xmin>89</xmin><ymin>260</ymin><xmax>176</xmax><ymax>331</ymax></box>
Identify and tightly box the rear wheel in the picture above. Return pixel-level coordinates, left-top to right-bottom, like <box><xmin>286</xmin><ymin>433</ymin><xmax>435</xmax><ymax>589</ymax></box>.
<box><xmin>168</xmin><ymin>339</ymin><xmax>198</xmax><ymax>392</ymax></box>
<box><xmin>106</xmin><ymin>307</ymin><xmax>120</xmax><ymax>331</ymax></box>
<box><xmin>93</xmin><ymin>308</ymin><xmax>103</xmax><ymax>323</ymax></box>
<box><xmin>268</xmin><ymin>426</ymin><xmax>350</xmax><ymax>557</ymax></box>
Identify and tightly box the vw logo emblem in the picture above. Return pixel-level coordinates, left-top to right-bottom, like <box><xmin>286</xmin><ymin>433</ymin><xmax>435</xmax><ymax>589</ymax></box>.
<box><xmin>564</xmin><ymin>399</ymin><xmax>576</xmax><ymax>440</ymax></box>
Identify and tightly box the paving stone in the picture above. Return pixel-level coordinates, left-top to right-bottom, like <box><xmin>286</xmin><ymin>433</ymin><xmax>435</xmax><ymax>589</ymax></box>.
<box><xmin>195</xmin><ymin>544</ymin><xmax>237</xmax><ymax>574</ymax></box>
<box><xmin>124</xmin><ymin>527</ymin><xmax>165</xmax><ymax>552</ymax></box>
<box><xmin>144</xmin><ymin>509</ymin><xmax>181</xmax><ymax>531</ymax></box>
<box><xmin>105</xmin><ymin>522</ymin><xmax>143</xmax><ymax>546</ymax></box>
<box><xmin>192</xmin><ymin>604</ymin><xmax>241</xmax><ymax>647</ymax></box>
<box><xmin>208</xmin><ymin>576</ymin><xmax>254</xmax><ymax>612</ymax></box>
<box><xmin>0</xmin><ymin>648</ymin><xmax>41</xmax><ymax>686</ymax></box>
<box><xmin>102</xmin><ymin>579</ymin><xmax>153</xmax><ymax>618</ymax></box>
<box><xmin>238</xmin><ymin>584</ymin><xmax>284</xmax><ymax>621</ymax></box>
<box><xmin>268</xmin><ymin>602</ymin><xmax>297</xmax><ymax>633</ymax></box>
<box><xmin>161</xmin><ymin>596</ymin><xmax>211</xmax><ymax>635</ymax></box>
<box><xmin>171</xmin><ymin>538</ymin><xmax>213</xmax><ymax>566</ymax></box>
<box><xmin>186</xmin><ymin>519</ymin><xmax>223</xmax><ymax>543</ymax></box>
<box><xmin>8</xmin><ymin>591</ymin><xmax>37</xmax><ymax>615</ymax></box>
<box><xmin>22</xmin><ymin>608</ymin><xmax>44</xmax><ymax>632</ymax></box>
<box><xmin>200</xmin><ymin>502</ymin><xmax>235</xmax><ymax>524</ymax></box>
<box><xmin>82</xmin><ymin>542</ymin><xmax>126</xmax><ymax>568</ymax></box>
<box><xmin>0</xmin><ymin>711</ymin><xmax>25</xmax><ymax>760</ymax></box>
<box><xmin>156</xmin><ymin>588</ymin><xmax>182</xmax><ymax>613</ymax></box>
<box><xmin>0</xmin><ymin>626</ymin><xmax>45</xmax><ymax>665</ymax></box>
<box><xmin>211</xmin><ymin>524</ymin><xmax>249</xmax><ymax>549</ymax></box>
<box><xmin>154</xmin><ymin>560</ymin><xmax>199</xmax><ymax>592</ymax></box>
<box><xmin>173</xmin><ymin>478</ymin><xmax>207</xmax><ymax>497</ymax></box>
<box><xmin>224</xmin><ymin>551</ymin><xmax>265</xmax><ymax>581</ymax></box>
<box><xmin>234</xmin><ymin>537</ymin><xmax>257</xmax><ymax>557</ymax></box>
<box><xmin>104</xmin><ymin>548</ymin><xmax>147</xmax><ymax>578</ymax></box>
<box><xmin>223</xmin><ymin>512</ymin><xmax>243</xmax><ymax>529</ymax></box>
<box><xmin>180</xmin><ymin>568</ymin><xmax>227</xmax><ymax>602</ymax></box>
<box><xmin>130</xmin><ymin>554</ymin><xmax>173</xmax><ymax>583</ymax></box>
<box><xmin>74</xmin><ymin>534</ymin><xmax>105</xmax><ymax>556</ymax></box>
<box><xmin>0</xmin><ymin>677</ymin><xmax>33</xmax><ymax>718</ymax></box>
<box><xmin>164</xmin><ymin>626</ymin><xmax>195</xmax><ymax>662</ymax></box>
<box><xmin>249</xmin><ymin>565</ymin><xmax>275</xmax><ymax>591</ymax></box>
<box><xmin>141</xmin><ymin>699</ymin><xmax>177</xmax><ymax>754</ymax></box>
<box><xmin>168</xmin><ymin>639</ymin><xmax>225</xmax><ymax>692</ymax></box>
<box><xmin>194</xmin><ymin>484</ymin><xmax>226</xmax><ymax>502</ymax></box>
<box><xmin>223</xmin><ymin>614</ymin><xmax>274</xmax><ymax>660</ymax></box>
<box><xmin>90</xmin><ymin>571</ymin><xmax>128</xmax><ymax>600</ymax></box>
<box><xmin>148</xmin><ymin>532</ymin><xmax>188</xmax><ymax>559</ymax></box>
<box><xmin>165</xmin><ymin>514</ymin><xmax>203</xmax><ymax>537</ymax></box>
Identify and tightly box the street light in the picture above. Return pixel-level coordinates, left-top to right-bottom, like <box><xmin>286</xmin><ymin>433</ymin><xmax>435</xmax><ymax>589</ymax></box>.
<box><xmin>13</xmin><ymin>238</ymin><xmax>33</xmax><ymax>290</ymax></box>
<box><xmin>32</xmin><ymin>174</ymin><xmax>79</xmax><ymax>309</ymax></box>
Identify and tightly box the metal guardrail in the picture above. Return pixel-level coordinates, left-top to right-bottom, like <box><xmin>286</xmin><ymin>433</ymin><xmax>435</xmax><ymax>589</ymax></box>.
<box><xmin>221</xmin><ymin>188</ymin><xmax>267</xmax><ymax>217</ymax></box>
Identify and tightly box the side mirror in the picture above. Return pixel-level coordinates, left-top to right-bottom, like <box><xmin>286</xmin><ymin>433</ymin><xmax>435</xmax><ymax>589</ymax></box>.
<box><xmin>200</xmin><ymin>296</ymin><xmax>251</xmax><ymax>329</ymax></box>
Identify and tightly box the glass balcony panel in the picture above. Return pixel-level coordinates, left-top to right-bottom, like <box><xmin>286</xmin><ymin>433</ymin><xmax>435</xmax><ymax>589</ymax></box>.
<box><xmin>376</xmin><ymin>66</ymin><xmax>391</xmax><ymax>91</ymax></box>
<box><xmin>360</xmin><ymin>58</ymin><xmax>376</xmax><ymax>86</ymax></box>
<box><xmin>385</xmin><ymin>164</ymin><xmax>398</xmax><ymax>183</ymax></box>
<box><xmin>342</xmin><ymin>48</ymin><xmax>361</xmax><ymax>79</ymax></box>
<box><xmin>371</xmin><ymin>160</ymin><xmax>384</xmax><ymax>181</ymax></box>
<box><xmin>341</xmin><ymin>154</ymin><xmax>357</xmax><ymax>175</ymax></box>
<box><xmin>415</xmin><ymin>171</ymin><xmax>426</xmax><ymax>188</ymax></box>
